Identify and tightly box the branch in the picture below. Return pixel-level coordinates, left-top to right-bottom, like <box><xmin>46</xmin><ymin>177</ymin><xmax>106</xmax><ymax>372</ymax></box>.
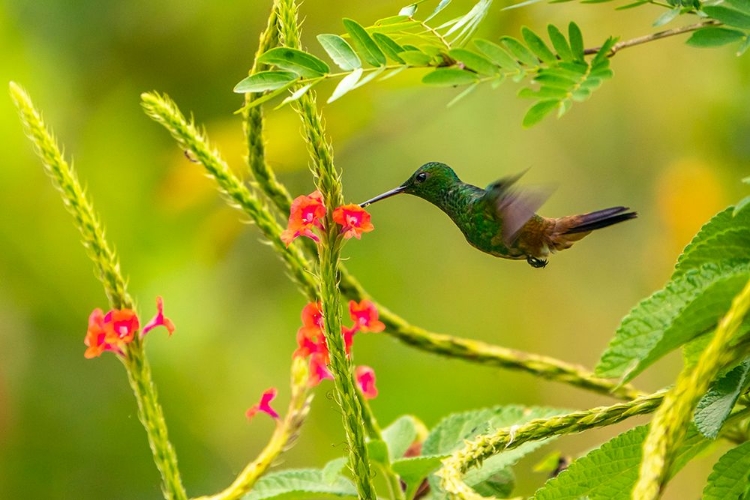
<box><xmin>584</xmin><ymin>20</ymin><xmax>720</xmax><ymax>57</ymax></box>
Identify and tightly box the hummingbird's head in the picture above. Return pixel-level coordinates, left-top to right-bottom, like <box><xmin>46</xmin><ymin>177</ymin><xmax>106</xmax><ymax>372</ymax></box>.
<box><xmin>360</xmin><ymin>162</ymin><xmax>459</xmax><ymax>207</ymax></box>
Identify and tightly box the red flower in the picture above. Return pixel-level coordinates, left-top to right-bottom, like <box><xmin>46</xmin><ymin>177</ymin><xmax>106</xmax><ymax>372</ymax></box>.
<box><xmin>281</xmin><ymin>191</ymin><xmax>326</xmax><ymax>245</ymax></box>
<box><xmin>342</xmin><ymin>325</ymin><xmax>357</xmax><ymax>356</ymax></box>
<box><xmin>332</xmin><ymin>204</ymin><xmax>374</xmax><ymax>240</ymax></box>
<box><xmin>142</xmin><ymin>296</ymin><xmax>175</xmax><ymax>336</ymax></box>
<box><xmin>246</xmin><ymin>387</ymin><xmax>280</xmax><ymax>421</ymax></box>
<box><xmin>309</xmin><ymin>353</ymin><xmax>334</xmax><ymax>386</ymax></box>
<box><xmin>348</xmin><ymin>300</ymin><xmax>385</xmax><ymax>334</ymax></box>
<box><xmin>84</xmin><ymin>307</ymin><xmax>139</xmax><ymax>359</ymax></box>
<box><xmin>355</xmin><ymin>365</ymin><xmax>378</xmax><ymax>399</ymax></box>
<box><xmin>294</xmin><ymin>302</ymin><xmax>328</xmax><ymax>360</ymax></box>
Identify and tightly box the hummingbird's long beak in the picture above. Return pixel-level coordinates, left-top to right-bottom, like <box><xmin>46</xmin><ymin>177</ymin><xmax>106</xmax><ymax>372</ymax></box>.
<box><xmin>359</xmin><ymin>186</ymin><xmax>407</xmax><ymax>207</ymax></box>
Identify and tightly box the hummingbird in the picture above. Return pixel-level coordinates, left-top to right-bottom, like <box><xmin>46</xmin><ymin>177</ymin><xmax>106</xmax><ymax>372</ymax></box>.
<box><xmin>359</xmin><ymin>162</ymin><xmax>637</xmax><ymax>268</ymax></box>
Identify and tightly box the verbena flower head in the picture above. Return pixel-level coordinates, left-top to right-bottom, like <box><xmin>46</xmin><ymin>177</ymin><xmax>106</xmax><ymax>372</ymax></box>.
<box><xmin>84</xmin><ymin>298</ymin><xmax>174</xmax><ymax>358</ymax></box>
<box><xmin>355</xmin><ymin>365</ymin><xmax>378</xmax><ymax>399</ymax></box>
<box><xmin>84</xmin><ymin>308</ymin><xmax>139</xmax><ymax>358</ymax></box>
<box><xmin>281</xmin><ymin>191</ymin><xmax>326</xmax><ymax>245</ymax></box>
<box><xmin>348</xmin><ymin>300</ymin><xmax>385</xmax><ymax>334</ymax></box>
<box><xmin>333</xmin><ymin>204</ymin><xmax>374</xmax><ymax>240</ymax></box>
<box><xmin>246</xmin><ymin>387</ymin><xmax>280</xmax><ymax>421</ymax></box>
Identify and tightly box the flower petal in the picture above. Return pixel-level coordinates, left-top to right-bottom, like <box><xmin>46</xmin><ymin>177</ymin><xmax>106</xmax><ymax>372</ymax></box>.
<box><xmin>333</xmin><ymin>204</ymin><xmax>374</xmax><ymax>240</ymax></box>
<box><xmin>348</xmin><ymin>300</ymin><xmax>385</xmax><ymax>333</ymax></box>
<box><xmin>142</xmin><ymin>296</ymin><xmax>175</xmax><ymax>336</ymax></box>
<box><xmin>355</xmin><ymin>365</ymin><xmax>378</xmax><ymax>399</ymax></box>
<box><xmin>246</xmin><ymin>387</ymin><xmax>280</xmax><ymax>420</ymax></box>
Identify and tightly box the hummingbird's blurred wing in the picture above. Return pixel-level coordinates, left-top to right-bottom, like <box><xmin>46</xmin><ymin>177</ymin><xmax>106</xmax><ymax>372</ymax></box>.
<box><xmin>484</xmin><ymin>172</ymin><xmax>554</xmax><ymax>245</ymax></box>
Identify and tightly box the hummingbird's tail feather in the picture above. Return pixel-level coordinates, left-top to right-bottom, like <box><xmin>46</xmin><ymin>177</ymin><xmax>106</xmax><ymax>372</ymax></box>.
<box><xmin>563</xmin><ymin>206</ymin><xmax>638</xmax><ymax>235</ymax></box>
<box><xmin>544</xmin><ymin>207</ymin><xmax>637</xmax><ymax>252</ymax></box>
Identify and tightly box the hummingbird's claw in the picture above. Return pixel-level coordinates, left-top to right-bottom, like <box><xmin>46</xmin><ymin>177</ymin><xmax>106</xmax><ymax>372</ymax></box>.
<box><xmin>526</xmin><ymin>256</ymin><xmax>548</xmax><ymax>269</ymax></box>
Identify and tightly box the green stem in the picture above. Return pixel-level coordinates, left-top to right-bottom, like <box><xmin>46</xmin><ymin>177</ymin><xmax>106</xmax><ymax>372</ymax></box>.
<box><xmin>633</xmin><ymin>276</ymin><xmax>750</xmax><ymax>499</ymax></box>
<box><xmin>439</xmin><ymin>390</ymin><xmax>667</xmax><ymax>499</ymax></box>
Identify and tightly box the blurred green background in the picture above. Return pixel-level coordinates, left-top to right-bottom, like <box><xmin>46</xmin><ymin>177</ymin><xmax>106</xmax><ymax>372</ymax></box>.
<box><xmin>2</xmin><ymin>0</ymin><xmax>748</xmax><ymax>498</ymax></box>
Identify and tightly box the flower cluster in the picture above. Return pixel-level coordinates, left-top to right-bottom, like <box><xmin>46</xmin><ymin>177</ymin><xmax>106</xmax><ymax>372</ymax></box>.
<box><xmin>84</xmin><ymin>297</ymin><xmax>174</xmax><ymax>358</ymax></box>
<box><xmin>280</xmin><ymin>191</ymin><xmax>373</xmax><ymax>246</ymax></box>
<box><xmin>246</xmin><ymin>300</ymin><xmax>384</xmax><ymax>422</ymax></box>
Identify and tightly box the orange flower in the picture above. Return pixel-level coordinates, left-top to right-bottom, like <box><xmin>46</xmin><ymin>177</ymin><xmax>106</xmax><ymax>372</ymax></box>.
<box><xmin>246</xmin><ymin>387</ymin><xmax>279</xmax><ymax>420</ymax></box>
<box><xmin>84</xmin><ymin>307</ymin><xmax>139</xmax><ymax>358</ymax></box>
<box><xmin>332</xmin><ymin>204</ymin><xmax>374</xmax><ymax>240</ymax></box>
<box><xmin>309</xmin><ymin>353</ymin><xmax>334</xmax><ymax>386</ymax></box>
<box><xmin>142</xmin><ymin>296</ymin><xmax>175</xmax><ymax>336</ymax></box>
<box><xmin>294</xmin><ymin>302</ymin><xmax>328</xmax><ymax>360</ymax></box>
<box><xmin>280</xmin><ymin>191</ymin><xmax>326</xmax><ymax>245</ymax></box>
<box><xmin>355</xmin><ymin>365</ymin><xmax>378</xmax><ymax>399</ymax></box>
<box><xmin>348</xmin><ymin>300</ymin><xmax>385</xmax><ymax>334</ymax></box>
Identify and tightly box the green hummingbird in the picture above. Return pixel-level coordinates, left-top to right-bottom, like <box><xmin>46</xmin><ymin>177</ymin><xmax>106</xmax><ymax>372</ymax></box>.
<box><xmin>360</xmin><ymin>162</ymin><xmax>637</xmax><ymax>268</ymax></box>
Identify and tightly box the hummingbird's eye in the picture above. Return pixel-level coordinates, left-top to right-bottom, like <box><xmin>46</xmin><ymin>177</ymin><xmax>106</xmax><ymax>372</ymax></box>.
<box><xmin>415</xmin><ymin>172</ymin><xmax>428</xmax><ymax>183</ymax></box>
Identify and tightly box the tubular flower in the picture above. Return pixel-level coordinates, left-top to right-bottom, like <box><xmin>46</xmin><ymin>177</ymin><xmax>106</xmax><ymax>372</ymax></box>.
<box><xmin>348</xmin><ymin>300</ymin><xmax>385</xmax><ymax>334</ymax></box>
<box><xmin>332</xmin><ymin>204</ymin><xmax>374</xmax><ymax>240</ymax></box>
<box><xmin>355</xmin><ymin>365</ymin><xmax>378</xmax><ymax>399</ymax></box>
<box><xmin>246</xmin><ymin>387</ymin><xmax>280</xmax><ymax>421</ymax></box>
<box><xmin>342</xmin><ymin>325</ymin><xmax>357</xmax><ymax>356</ymax></box>
<box><xmin>142</xmin><ymin>296</ymin><xmax>175</xmax><ymax>336</ymax></box>
<box><xmin>294</xmin><ymin>302</ymin><xmax>327</xmax><ymax>359</ymax></box>
<box><xmin>309</xmin><ymin>353</ymin><xmax>334</xmax><ymax>386</ymax></box>
<box><xmin>84</xmin><ymin>307</ymin><xmax>139</xmax><ymax>358</ymax></box>
<box><xmin>280</xmin><ymin>191</ymin><xmax>326</xmax><ymax>245</ymax></box>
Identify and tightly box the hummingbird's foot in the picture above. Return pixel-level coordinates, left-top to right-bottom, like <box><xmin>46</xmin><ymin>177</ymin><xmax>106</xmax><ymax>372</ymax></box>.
<box><xmin>526</xmin><ymin>256</ymin><xmax>548</xmax><ymax>269</ymax></box>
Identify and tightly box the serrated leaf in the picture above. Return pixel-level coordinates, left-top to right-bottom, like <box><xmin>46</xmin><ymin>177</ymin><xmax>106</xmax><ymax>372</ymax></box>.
<box><xmin>317</xmin><ymin>34</ymin><xmax>361</xmax><ymax>71</ymax></box>
<box><xmin>448</xmin><ymin>48</ymin><xmax>499</xmax><ymax>75</ymax></box>
<box><xmin>568</xmin><ymin>22</ymin><xmax>585</xmax><ymax>61</ymax></box>
<box><xmin>695</xmin><ymin>361</ymin><xmax>750</xmax><ymax>439</ymax></box>
<box><xmin>372</xmin><ymin>33</ymin><xmax>405</xmax><ymax>63</ymax></box>
<box><xmin>704</xmin><ymin>5</ymin><xmax>750</xmax><ymax>29</ymax></box>
<box><xmin>382</xmin><ymin>416</ymin><xmax>418</xmax><ymax>460</ymax></box>
<box><xmin>547</xmin><ymin>25</ymin><xmax>574</xmax><ymax>62</ymax></box>
<box><xmin>474</xmin><ymin>39</ymin><xmax>520</xmax><ymax>69</ymax></box>
<box><xmin>735</xmin><ymin>195</ymin><xmax>750</xmax><ymax>215</ymax></box>
<box><xmin>422</xmin><ymin>68</ymin><xmax>479</xmax><ymax>86</ymax></box>
<box><xmin>241</xmin><ymin>469</ymin><xmax>357</xmax><ymax>499</ymax></box>
<box><xmin>399</xmin><ymin>50</ymin><xmax>432</xmax><ymax>66</ymax></box>
<box><xmin>327</xmin><ymin>68</ymin><xmax>362</xmax><ymax>103</ymax></box>
<box><xmin>532</xmin><ymin>425</ymin><xmax>709</xmax><ymax>500</ymax></box>
<box><xmin>392</xmin><ymin>456</ymin><xmax>444</xmax><ymax>499</ymax></box>
<box><xmin>343</xmin><ymin>18</ymin><xmax>387</xmax><ymax>67</ymax></box>
<box><xmin>653</xmin><ymin>8</ymin><xmax>680</xmax><ymax>27</ymax></box>
<box><xmin>234</xmin><ymin>71</ymin><xmax>299</xmax><ymax>93</ymax></box>
<box><xmin>521</xmin><ymin>27</ymin><xmax>557</xmax><ymax>64</ymax></box>
<box><xmin>687</xmin><ymin>27</ymin><xmax>746</xmax><ymax>48</ymax></box>
<box><xmin>501</xmin><ymin>36</ymin><xmax>540</xmax><ymax>66</ymax></box>
<box><xmin>523</xmin><ymin>100</ymin><xmax>559</xmax><ymax>127</ymax></box>
<box><xmin>595</xmin><ymin>261</ymin><xmax>750</xmax><ymax>382</ymax></box>
<box><xmin>258</xmin><ymin>47</ymin><xmax>330</xmax><ymax>78</ymax></box>
<box><xmin>703</xmin><ymin>440</ymin><xmax>750</xmax><ymax>499</ymax></box>
<box><xmin>424</xmin><ymin>405</ymin><xmax>565</xmax><ymax>498</ymax></box>
<box><xmin>674</xmin><ymin>207</ymin><xmax>750</xmax><ymax>279</ymax></box>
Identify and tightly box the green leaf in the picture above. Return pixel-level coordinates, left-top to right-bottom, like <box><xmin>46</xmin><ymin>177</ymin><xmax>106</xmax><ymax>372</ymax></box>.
<box><xmin>568</xmin><ymin>22</ymin><xmax>585</xmax><ymax>61</ymax></box>
<box><xmin>381</xmin><ymin>416</ymin><xmax>418</xmax><ymax>460</ymax></box>
<box><xmin>547</xmin><ymin>25</ymin><xmax>574</xmax><ymax>62</ymax></box>
<box><xmin>241</xmin><ymin>469</ymin><xmax>357</xmax><ymax>499</ymax></box>
<box><xmin>726</xmin><ymin>0</ymin><xmax>750</xmax><ymax>15</ymax></box>
<box><xmin>426</xmin><ymin>0</ymin><xmax>453</xmax><ymax>21</ymax></box>
<box><xmin>424</xmin><ymin>405</ymin><xmax>565</xmax><ymax>498</ymax></box>
<box><xmin>372</xmin><ymin>33</ymin><xmax>405</xmax><ymax>63</ymax></box>
<box><xmin>703</xmin><ymin>6</ymin><xmax>750</xmax><ymax>30</ymax></box>
<box><xmin>399</xmin><ymin>4</ymin><xmax>418</xmax><ymax>16</ymax></box>
<box><xmin>653</xmin><ymin>8</ymin><xmax>680</xmax><ymax>27</ymax></box>
<box><xmin>422</xmin><ymin>68</ymin><xmax>479</xmax><ymax>86</ymax></box>
<box><xmin>322</xmin><ymin>457</ymin><xmax>348</xmax><ymax>484</ymax></box>
<box><xmin>471</xmin><ymin>468</ymin><xmax>515</xmax><ymax>498</ymax></box>
<box><xmin>233</xmin><ymin>71</ymin><xmax>299</xmax><ymax>93</ymax></box>
<box><xmin>474</xmin><ymin>39</ymin><xmax>520</xmax><ymax>69</ymax></box>
<box><xmin>342</xmin><ymin>18</ymin><xmax>387</xmax><ymax>67</ymax></box>
<box><xmin>367</xmin><ymin>439</ymin><xmax>390</xmax><ymax>466</ymax></box>
<box><xmin>532</xmin><ymin>425</ymin><xmax>709</xmax><ymax>500</ymax></box>
<box><xmin>703</xmin><ymin>441</ymin><xmax>750</xmax><ymax>499</ymax></box>
<box><xmin>239</xmin><ymin>80</ymin><xmax>298</xmax><ymax>110</ymax></box>
<box><xmin>674</xmin><ymin>206</ymin><xmax>750</xmax><ymax>279</ymax></box>
<box><xmin>327</xmin><ymin>68</ymin><xmax>362</xmax><ymax>103</ymax></box>
<box><xmin>518</xmin><ymin>87</ymin><xmax>569</xmax><ymax>100</ymax></box>
<box><xmin>445</xmin><ymin>0</ymin><xmax>493</xmax><ymax>45</ymax></box>
<box><xmin>533</xmin><ymin>72</ymin><xmax>578</xmax><ymax>89</ymax></box>
<box><xmin>523</xmin><ymin>100</ymin><xmax>559</xmax><ymax>127</ymax></box>
<box><xmin>595</xmin><ymin>261</ymin><xmax>750</xmax><ymax>382</ymax></box>
<box><xmin>521</xmin><ymin>27</ymin><xmax>557</xmax><ymax>64</ymax></box>
<box><xmin>399</xmin><ymin>49</ymin><xmax>432</xmax><ymax>66</ymax></box>
<box><xmin>258</xmin><ymin>47</ymin><xmax>330</xmax><ymax>77</ymax></box>
<box><xmin>695</xmin><ymin>360</ymin><xmax>750</xmax><ymax>439</ymax></box>
<box><xmin>735</xmin><ymin>195</ymin><xmax>750</xmax><ymax>216</ymax></box>
<box><xmin>447</xmin><ymin>83</ymin><xmax>480</xmax><ymax>106</ymax></box>
<box><xmin>448</xmin><ymin>48</ymin><xmax>499</xmax><ymax>75</ymax></box>
<box><xmin>317</xmin><ymin>34</ymin><xmax>361</xmax><ymax>71</ymax></box>
<box><xmin>277</xmin><ymin>82</ymin><xmax>316</xmax><ymax>108</ymax></box>
<box><xmin>392</xmin><ymin>456</ymin><xmax>445</xmax><ymax>499</ymax></box>
<box><xmin>686</xmin><ymin>27</ymin><xmax>746</xmax><ymax>48</ymax></box>
<box><xmin>501</xmin><ymin>36</ymin><xmax>540</xmax><ymax>66</ymax></box>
